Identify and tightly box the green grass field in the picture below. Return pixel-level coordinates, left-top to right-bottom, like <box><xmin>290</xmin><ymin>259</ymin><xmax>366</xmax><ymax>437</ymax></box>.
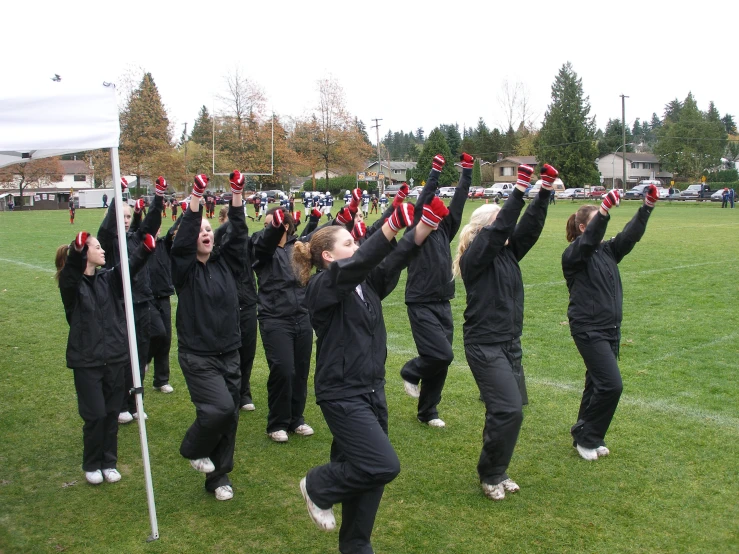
<box><xmin>1</xmin><ymin>199</ymin><xmax>737</xmax><ymax>554</ymax></box>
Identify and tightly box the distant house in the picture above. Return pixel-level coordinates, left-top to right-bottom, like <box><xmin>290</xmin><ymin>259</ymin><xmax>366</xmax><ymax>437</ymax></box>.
<box><xmin>489</xmin><ymin>156</ymin><xmax>538</xmax><ymax>183</ymax></box>
<box><xmin>597</xmin><ymin>152</ymin><xmax>672</xmax><ymax>188</ymax></box>
<box><xmin>364</xmin><ymin>161</ymin><xmax>417</xmax><ymax>184</ymax></box>
<box><xmin>54</xmin><ymin>159</ymin><xmax>94</xmax><ymax>190</ymax></box>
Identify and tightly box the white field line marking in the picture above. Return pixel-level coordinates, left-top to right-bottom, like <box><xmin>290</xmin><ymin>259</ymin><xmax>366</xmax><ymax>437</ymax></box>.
<box><xmin>523</xmin><ymin>260</ymin><xmax>727</xmax><ymax>289</ymax></box>
<box><xmin>0</xmin><ymin>257</ymin><xmax>55</xmax><ymax>274</ymax></box>
<box><xmin>639</xmin><ymin>332</ymin><xmax>739</xmax><ymax>366</ymax></box>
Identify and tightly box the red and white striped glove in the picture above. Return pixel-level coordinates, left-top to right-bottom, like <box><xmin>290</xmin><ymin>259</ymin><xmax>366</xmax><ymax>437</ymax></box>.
<box><xmin>335</xmin><ymin>207</ymin><xmax>353</xmax><ymax>225</ymax></box>
<box><xmin>271</xmin><ymin>208</ymin><xmax>285</xmax><ymax>229</ymax></box>
<box><xmin>192</xmin><ymin>174</ymin><xmax>208</xmax><ymax>198</ymax></box>
<box><xmin>349</xmin><ymin>188</ymin><xmax>362</xmax><ymax>213</ymax></box>
<box><xmin>540</xmin><ymin>164</ymin><xmax>559</xmax><ymax>190</ymax></box>
<box><xmin>644</xmin><ymin>185</ymin><xmax>659</xmax><ymax>208</ymax></box>
<box><xmin>421</xmin><ymin>197</ymin><xmax>449</xmax><ymax>230</ymax></box>
<box><xmin>311</xmin><ymin>207</ymin><xmax>322</xmax><ymax>219</ymax></box>
<box><xmin>601</xmin><ymin>190</ymin><xmax>621</xmax><ymax>213</ymax></box>
<box><xmin>229</xmin><ymin>170</ymin><xmax>245</xmax><ymax>194</ymax></box>
<box><xmin>393</xmin><ymin>183</ymin><xmax>409</xmax><ymax>208</ymax></box>
<box><xmin>74</xmin><ymin>231</ymin><xmax>90</xmax><ymax>251</ymax></box>
<box><xmin>387</xmin><ymin>203</ymin><xmax>414</xmax><ymax>232</ymax></box>
<box><xmin>120</xmin><ymin>177</ymin><xmax>128</xmax><ymax>192</ymax></box>
<box><xmin>460</xmin><ymin>152</ymin><xmax>474</xmax><ymax>170</ymax></box>
<box><xmin>517</xmin><ymin>165</ymin><xmax>534</xmax><ymax>190</ymax></box>
<box><xmin>143</xmin><ymin>234</ymin><xmax>156</xmax><ymax>252</ymax></box>
<box><xmin>155</xmin><ymin>176</ymin><xmax>167</xmax><ymax>196</ymax></box>
<box><xmin>432</xmin><ymin>154</ymin><xmax>446</xmax><ymax>173</ymax></box>
<box><xmin>134</xmin><ymin>198</ymin><xmax>145</xmax><ymax>213</ymax></box>
<box><xmin>351</xmin><ymin>221</ymin><xmax>367</xmax><ymax>240</ymax></box>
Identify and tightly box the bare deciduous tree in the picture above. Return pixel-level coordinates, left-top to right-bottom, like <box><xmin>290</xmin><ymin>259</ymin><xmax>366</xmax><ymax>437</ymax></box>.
<box><xmin>0</xmin><ymin>157</ymin><xmax>63</xmax><ymax>207</ymax></box>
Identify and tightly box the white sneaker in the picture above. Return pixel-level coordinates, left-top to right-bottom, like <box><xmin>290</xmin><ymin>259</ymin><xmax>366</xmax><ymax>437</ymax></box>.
<box><xmin>132</xmin><ymin>411</ymin><xmax>148</xmax><ymax>421</ymax></box>
<box><xmin>268</xmin><ymin>430</ymin><xmax>289</xmax><ymax>443</ymax></box>
<box><xmin>154</xmin><ymin>384</ymin><xmax>174</xmax><ymax>394</ymax></box>
<box><xmin>241</xmin><ymin>403</ymin><xmax>256</xmax><ymax>411</ymax></box>
<box><xmin>85</xmin><ymin>470</ymin><xmax>103</xmax><ymax>485</ymax></box>
<box><xmin>482</xmin><ymin>482</ymin><xmax>505</xmax><ymax>501</ymax></box>
<box><xmin>300</xmin><ymin>477</ymin><xmax>336</xmax><ymax>531</ymax></box>
<box><xmin>293</xmin><ymin>424</ymin><xmax>314</xmax><ymax>436</ymax></box>
<box><xmin>215</xmin><ymin>485</ymin><xmax>233</xmax><ymax>501</ymax></box>
<box><xmin>118</xmin><ymin>411</ymin><xmax>133</xmax><ymax>424</ymax></box>
<box><xmin>102</xmin><ymin>468</ymin><xmax>122</xmax><ymax>483</ymax></box>
<box><xmin>403</xmin><ymin>380</ymin><xmax>420</xmax><ymax>399</ymax></box>
<box><xmin>596</xmin><ymin>445</ymin><xmax>610</xmax><ymax>458</ymax></box>
<box><xmin>501</xmin><ymin>478</ymin><xmax>520</xmax><ymax>493</ymax></box>
<box><xmin>189</xmin><ymin>457</ymin><xmax>215</xmax><ymax>473</ymax></box>
<box><xmin>425</xmin><ymin>418</ymin><xmax>446</xmax><ymax>428</ymax></box>
<box><xmin>576</xmin><ymin>444</ymin><xmax>598</xmax><ymax>461</ymax></box>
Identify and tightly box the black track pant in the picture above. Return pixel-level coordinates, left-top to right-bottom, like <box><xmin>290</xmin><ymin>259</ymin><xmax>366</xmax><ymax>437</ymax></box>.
<box><xmin>259</xmin><ymin>316</ymin><xmax>313</xmax><ymax>434</ymax></box>
<box><xmin>400</xmin><ymin>302</ymin><xmax>454</xmax><ymax>422</ymax></box>
<box><xmin>571</xmin><ymin>329</ymin><xmax>623</xmax><ymax>449</ymax></box>
<box><xmin>179</xmin><ymin>350</ymin><xmax>241</xmax><ymax>492</ymax></box>
<box><xmin>239</xmin><ymin>304</ymin><xmax>258</xmax><ymax>406</ymax></box>
<box><xmin>147</xmin><ymin>296</ymin><xmax>172</xmax><ymax>388</ymax></box>
<box><xmin>73</xmin><ymin>362</ymin><xmax>125</xmax><ymax>472</ymax></box>
<box><xmin>465</xmin><ymin>340</ymin><xmax>524</xmax><ymax>486</ymax></box>
<box><xmin>122</xmin><ymin>302</ymin><xmax>150</xmax><ymax>414</ymax></box>
<box><xmin>307</xmin><ymin>390</ymin><xmax>400</xmax><ymax>554</ymax></box>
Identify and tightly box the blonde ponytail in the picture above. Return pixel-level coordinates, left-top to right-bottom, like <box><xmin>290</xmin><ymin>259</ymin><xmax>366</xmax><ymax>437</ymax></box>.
<box><xmin>291</xmin><ymin>226</ymin><xmax>344</xmax><ymax>286</ymax></box>
<box><xmin>55</xmin><ymin>244</ymin><xmax>70</xmax><ymax>282</ymax></box>
<box><xmin>452</xmin><ymin>204</ymin><xmax>501</xmax><ymax>278</ymax></box>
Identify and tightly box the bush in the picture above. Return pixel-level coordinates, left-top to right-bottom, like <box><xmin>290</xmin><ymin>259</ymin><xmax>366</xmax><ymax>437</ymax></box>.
<box><xmin>703</xmin><ymin>169</ymin><xmax>738</xmax><ymax>183</ymax></box>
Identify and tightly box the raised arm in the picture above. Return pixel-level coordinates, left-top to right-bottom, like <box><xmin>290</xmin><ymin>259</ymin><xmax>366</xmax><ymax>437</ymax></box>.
<box><xmin>413</xmin><ymin>154</ymin><xmax>444</xmax><ymax>226</ymax></box>
<box><xmin>609</xmin><ymin>188</ymin><xmax>656</xmax><ymax>263</ymax></box>
<box><xmin>170</xmin><ymin>177</ymin><xmax>208</xmax><ymax>289</ymax></box>
<box><xmin>58</xmin><ymin>236</ymin><xmax>88</xmax><ymax>323</ymax></box>
<box><xmin>218</xmin><ymin>171</ymin><xmax>247</xmax><ymax>275</ymax></box>
<box><xmin>442</xmin><ymin>153</ymin><xmax>473</xmax><ymax>240</ymax></box>
<box><xmin>561</xmin><ymin>191</ymin><xmax>619</xmax><ymax>274</ymax></box>
<box><xmin>97</xmin><ymin>198</ymin><xmax>119</xmax><ymax>268</ymax></box>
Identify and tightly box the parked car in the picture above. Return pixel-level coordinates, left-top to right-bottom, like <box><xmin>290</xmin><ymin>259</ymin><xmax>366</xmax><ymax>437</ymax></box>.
<box><xmin>384</xmin><ymin>184</ymin><xmax>401</xmax><ymax>197</ymax></box>
<box><xmin>468</xmin><ymin>186</ymin><xmax>485</xmax><ymax>199</ymax></box>
<box><xmin>439</xmin><ymin>187</ymin><xmax>456</xmax><ymax>198</ymax></box>
<box><xmin>588</xmin><ymin>186</ymin><xmax>606</xmax><ymax>199</ymax></box>
<box><xmin>485</xmin><ymin>182</ymin><xmax>515</xmax><ymax>199</ymax></box>
<box><xmin>679</xmin><ymin>183</ymin><xmax>713</xmax><ymax>201</ymax></box>
<box><xmin>572</xmin><ymin>188</ymin><xmax>588</xmax><ymax>199</ymax></box>
<box><xmin>407</xmin><ymin>186</ymin><xmax>423</xmax><ymax>199</ymax></box>
<box><xmin>557</xmin><ymin>188</ymin><xmax>580</xmax><ymax>199</ymax></box>
<box><xmin>534</xmin><ymin>178</ymin><xmax>565</xmax><ymax>195</ymax></box>
<box><xmin>710</xmin><ymin>188</ymin><xmax>735</xmax><ymax>202</ymax></box>
<box><xmin>525</xmin><ymin>184</ymin><xmax>542</xmax><ymax>198</ymax></box>
<box><xmin>623</xmin><ymin>184</ymin><xmax>650</xmax><ymax>200</ymax></box>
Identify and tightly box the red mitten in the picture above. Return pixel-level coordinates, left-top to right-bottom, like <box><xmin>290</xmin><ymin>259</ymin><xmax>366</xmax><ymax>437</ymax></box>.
<box><xmin>311</xmin><ymin>207</ymin><xmax>322</xmax><ymax>219</ymax></box>
<box><xmin>460</xmin><ymin>152</ymin><xmax>474</xmax><ymax>170</ymax></box>
<box><xmin>352</xmin><ymin>221</ymin><xmax>367</xmax><ymax>240</ymax></box>
<box><xmin>336</xmin><ymin>207</ymin><xmax>353</xmax><ymax>225</ymax></box>
<box><xmin>120</xmin><ymin>177</ymin><xmax>128</xmax><ymax>192</ymax></box>
<box><xmin>143</xmin><ymin>234</ymin><xmax>156</xmax><ymax>252</ymax></box>
<box><xmin>349</xmin><ymin>188</ymin><xmax>362</xmax><ymax>213</ymax></box>
<box><xmin>155</xmin><ymin>176</ymin><xmax>167</xmax><ymax>196</ymax></box>
<box><xmin>540</xmin><ymin>164</ymin><xmax>559</xmax><ymax>190</ymax></box>
<box><xmin>387</xmin><ymin>203</ymin><xmax>414</xmax><ymax>232</ymax></box>
<box><xmin>644</xmin><ymin>185</ymin><xmax>659</xmax><ymax>208</ymax></box>
<box><xmin>74</xmin><ymin>231</ymin><xmax>90</xmax><ymax>251</ymax></box>
<box><xmin>421</xmin><ymin>197</ymin><xmax>450</xmax><ymax>230</ymax></box>
<box><xmin>193</xmin><ymin>174</ymin><xmax>208</xmax><ymax>198</ymax></box>
<box><xmin>517</xmin><ymin>165</ymin><xmax>534</xmax><ymax>189</ymax></box>
<box><xmin>272</xmin><ymin>208</ymin><xmax>285</xmax><ymax>228</ymax></box>
<box><xmin>180</xmin><ymin>201</ymin><xmax>188</xmax><ymax>212</ymax></box>
<box><xmin>134</xmin><ymin>198</ymin><xmax>145</xmax><ymax>213</ymax></box>
<box><xmin>432</xmin><ymin>154</ymin><xmax>446</xmax><ymax>172</ymax></box>
<box><xmin>601</xmin><ymin>190</ymin><xmax>621</xmax><ymax>212</ymax></box>
<box><xmin>229</xmin><ymin>170</ymin><xmax>245</xmax><ymax>194</ymax></box>
<box><xmin>393</xmin><ymin>183</ymin><xmax>409</xmax><ymax>208</ymax></box>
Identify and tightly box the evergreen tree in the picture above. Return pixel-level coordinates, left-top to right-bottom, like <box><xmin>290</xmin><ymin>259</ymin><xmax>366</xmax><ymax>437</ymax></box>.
<box><xmin>440</xmin><ymin>123</ymin><xmax>462</xmax><ymax>159</ymax></box>
<box><xmin>663</xmin><ymin>99</ymin><xmax>682</xmax><ymax>123</ymax></box>
<box><xmin>535</xmin><ymin>62</ymin><xmax>599</xmax><ymax>187</ymax></box>
<box><xmin>414</xmin><ymin>128</ymin><xmax>457</xmax><ymax>186</ymax></box>
<box><xmin>597</xmin><ymin>118</ymin><xmax>634</xmax><ymax>157</ymax></box>
<box><xmin>472</xmin><ymin>158</ymin><xmax>482</xmax><ymax>187</ymax></box>
<box><xmin>189</xmin><ymin>105</ymin><xmax>213</xmax><ymax>147</ymax></box>
<box><xmin>721</xmin><ymin>114</ymin><xmax>737</xmax><ymax>135</ymax></box>
<box><xmin>416</xmin><ymin>127</ymin><xmax>425</xmax><ymax>143</ymax></box>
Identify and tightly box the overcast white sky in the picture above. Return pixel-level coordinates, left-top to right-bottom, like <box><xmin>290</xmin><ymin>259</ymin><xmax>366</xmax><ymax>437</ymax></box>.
<box><xmin>6</xmin><ymin>0</ymin><xmax>736</xmax><ymax>145</ymax></box>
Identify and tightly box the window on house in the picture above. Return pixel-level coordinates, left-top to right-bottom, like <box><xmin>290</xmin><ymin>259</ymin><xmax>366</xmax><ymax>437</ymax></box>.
<box><xmin>631</xmin><ymin>163</ymin><xmax>638</xmax><ymax>169</ymax></box>
<box><xmin>502</xmin><ymin>167</ymin><xmax>514</xmax><ymax>176</ymax></box>
<box><xmin>73</xmin><ymin>175</ymin><xmax>86</xmax><ymax>182</ymax></box>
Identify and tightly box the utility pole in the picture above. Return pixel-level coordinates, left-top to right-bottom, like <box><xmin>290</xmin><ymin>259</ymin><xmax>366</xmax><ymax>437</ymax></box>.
<box><xmin>183</xmin><ymin>122</ymin><xmax>188</xmax><ymax>183</ymax></box>
<box><xmin>620</xmin><ymin>94</ymin><xmax>629</xmax><ymax>190</ymax></box>
<box><xmin>371</xmin><ymin>118</ymin><xmax>382</xmax><ymax>194</ymax></box>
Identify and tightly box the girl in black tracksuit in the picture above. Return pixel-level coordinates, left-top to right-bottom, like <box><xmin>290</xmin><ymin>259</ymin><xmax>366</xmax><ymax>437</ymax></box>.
<box><xmin>56</xmin><ymin>231</ymin><xmax>152</xmax><ymax>484</ymax></box>
<box><xmin>562</xmin><ymin>191</ymin><xmax>655</xmax><ymax>460</ymax></box>
<box><xmin>170</xmin><ymin>177</ymin><xmax>246</xmax><ymax>499</ymax></box>
<box><xmin>252</xmin><ymin>207</ymin><xmax>314</xmax><ymax>442</ymax></box>
<box><xmin>454</xmin><ymin>165</ymin><xmax>554</xmax><ymax>501</ymax></box>
<box><xmin>401</xmin><ymin>154</ymin><xmax>471</xmax><ymax>427</ymax></box>
<box><xmin>293</xmin><ymin>200</ymin><xmax>443</xmax><ymax>554</ymax></box>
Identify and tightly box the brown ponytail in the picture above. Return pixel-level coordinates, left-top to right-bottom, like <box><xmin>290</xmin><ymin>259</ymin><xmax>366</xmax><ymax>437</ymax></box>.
<box><xmin>566</xmin><ymin>205</ymin><xmax>599</xmax><ymax>242</ymax></box>
<box><xmin>291</xmin><ymin>226</ymin><xmax>343</xmax><ymax>286</ymax></box>
<box><xmin>55</xmin><ymin>244</ymin><xmax>70</xmax><ymax>282</ymax></box>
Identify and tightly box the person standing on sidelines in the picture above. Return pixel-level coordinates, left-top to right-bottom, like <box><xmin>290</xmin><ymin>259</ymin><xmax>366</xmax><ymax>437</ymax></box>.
<box><xmin>69</xmin><ymin>201</ymin><xmax>76</xmax><ymax>225</ymax></box>
<box><xmin>56</xmin><ymin>230</ymin><xmax>155</xmax><ymax>485</ymax></box>
<box><xmin>562</xmin><ymin>185</ymin><xmax>657</xmax><ymax>461</ymax></box>
<box><xmin>252</xmin><ymin>207</ymin><xmax>314</xmax><ymax>443</ymax></box>
<box><xmin>171</xmin><ymin>199</ymin><xmax>178</xmax><ymax>221</ymax></box>
<box><xmin>214</xmin><ymin>198</ymin><xmax>259</xmax><ymax>413</ymax></box>
<box><xmin>400</xmin><ymin>153</ymin><xmax>473</xmax><ymax>428</ymax></box>
<box><xmin>293</xmin><ymin>195</ymin><xmax>449</xmax><ymax>553</ymax></box>
<box><xmin>453</xmin><ymin>163</ymin><xmax>557</xmax><ymax>500</ymax></box>
<box><xmin>170</xmin><ymin>172</ymin><xmax>247</xmax><ymax>501</ymax></box>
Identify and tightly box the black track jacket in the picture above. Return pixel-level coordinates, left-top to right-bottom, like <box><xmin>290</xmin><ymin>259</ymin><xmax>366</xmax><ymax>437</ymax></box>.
<box><xmin>460</xmin><ymin>188</ymin><xmax>551</xmax><ymax>345</ymax></box>
<box><xmin>170</xmin><ymin>204</ymin><xmax>245</xmax><ymax>356</ymax></box>
<box><xmin>303</xmin><ymin>228</ymin><xmax>421</xmax><ymax>402</ymax></box>
<box><xmin>562</xmin><ymin>205</ymin><xmax>652</xmax><ymax>335</ymax></box>
<box><xmin>215</xmin><ymin>219</ymin><xmax>258</xmax><ymax>307</ymax></box>
<box><xmin>59</xmin><ymin>241</ymin><xmax>151</xmax><ymax>369</ymax></box>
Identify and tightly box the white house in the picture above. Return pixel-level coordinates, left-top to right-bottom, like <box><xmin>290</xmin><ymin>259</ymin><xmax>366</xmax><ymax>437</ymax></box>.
<box><xmin>598</xmin><ymin>152</ymin><xmax>672</xmax><ymax>188</ymax></box>
<box><xmin>363</xmin><ymin>161</ymin><xmax>417</xmax><ymax>184</ymax></box>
